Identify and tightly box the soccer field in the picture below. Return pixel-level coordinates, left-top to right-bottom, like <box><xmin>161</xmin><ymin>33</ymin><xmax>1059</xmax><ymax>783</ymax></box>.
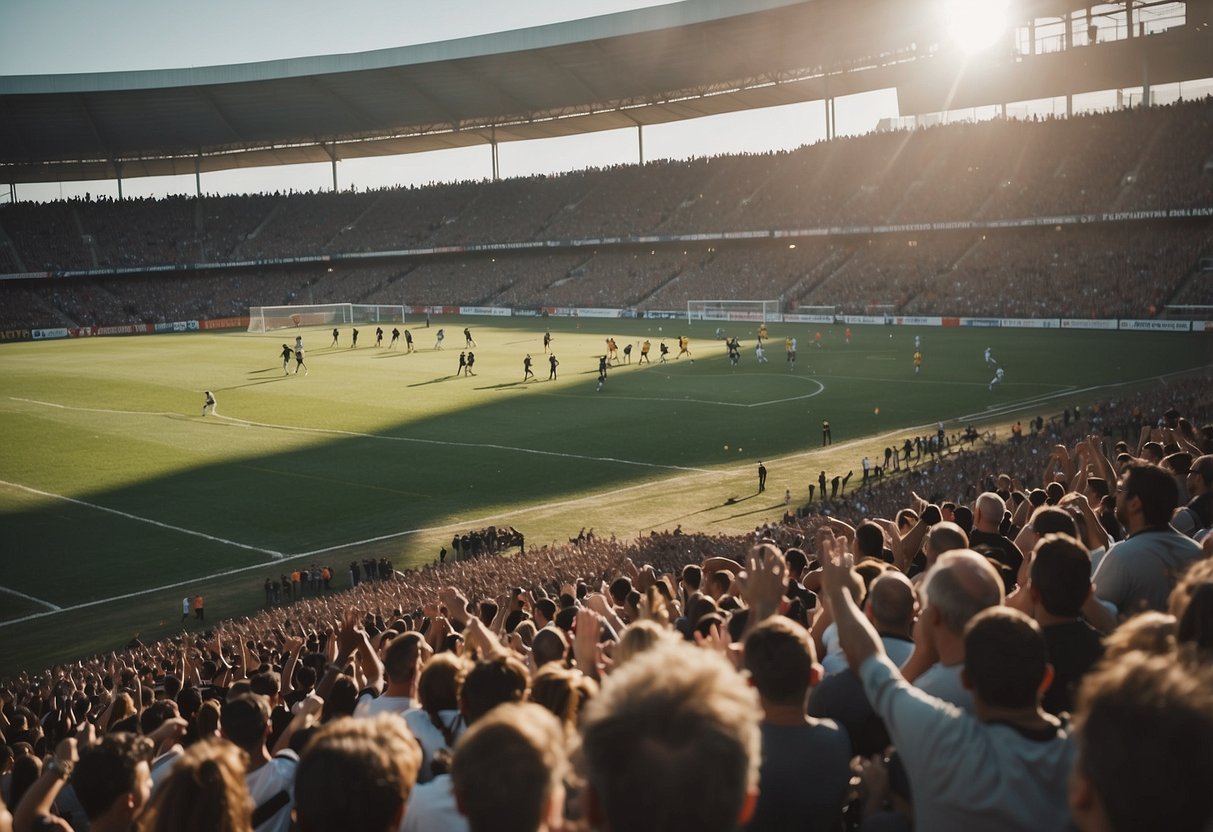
<box><xmin>1</xmin><ymin>317</ymin><xmax>1209</xmax><ymax>671</ymax></box>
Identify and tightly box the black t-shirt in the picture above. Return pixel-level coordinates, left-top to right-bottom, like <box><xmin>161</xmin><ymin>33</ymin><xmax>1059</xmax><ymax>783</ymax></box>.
<box><xmin>1041</xmin><ymin>620</ymin><xmax>1104</xmax><ymax>715</ymax></box>
<box><xmin>968</xmin><ymin>529</ymin><xmax>1023</xmax><ymax>593</ymax></box>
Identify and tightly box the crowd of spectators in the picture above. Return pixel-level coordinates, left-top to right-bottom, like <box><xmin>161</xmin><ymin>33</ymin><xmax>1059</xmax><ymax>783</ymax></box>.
<box><xmin>4</xmin><ymin>369</ymin><xmax>1213</xmax><ymax>831</ymax></box>
<box><xmin>3</xmin><ymin>99</ymin><xmax>1213</xmax><ymax>325</ymax></box>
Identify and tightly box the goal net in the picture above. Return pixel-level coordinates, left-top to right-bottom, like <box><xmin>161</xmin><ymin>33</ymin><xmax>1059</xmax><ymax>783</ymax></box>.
<box><xmin>687</xmin><ymin>299</ymin><xmax>781</xmax><ymax>324</ymax></box>
<box><xmin>247</xmin><ymin>303</ymin><xmax>405</xmax><ymax>333</ymax></box>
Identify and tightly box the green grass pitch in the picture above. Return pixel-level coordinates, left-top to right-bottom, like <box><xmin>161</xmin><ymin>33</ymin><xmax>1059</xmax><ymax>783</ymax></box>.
<box><xmin>1</xmin><ymin>317</ymin><xmax>1209</xmax><ymax>671</ymax></box>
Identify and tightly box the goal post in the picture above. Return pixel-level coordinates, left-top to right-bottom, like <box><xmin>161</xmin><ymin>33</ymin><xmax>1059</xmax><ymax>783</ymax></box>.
<box><xmin>247</xmin><ymin>303</ymin><xmax>405</xmax><ymax>333</ymax></box>
<box><xmin>686</xmin><ymin>299</ymin><xmax>781</xmax><ymax>325</ymax></box>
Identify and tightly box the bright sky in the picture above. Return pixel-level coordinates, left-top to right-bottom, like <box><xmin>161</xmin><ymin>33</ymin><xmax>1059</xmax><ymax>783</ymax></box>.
<box><xmin>0</xmin><ymin>0</ymin><xmax>901</xmax><ymax>202</ymax></box>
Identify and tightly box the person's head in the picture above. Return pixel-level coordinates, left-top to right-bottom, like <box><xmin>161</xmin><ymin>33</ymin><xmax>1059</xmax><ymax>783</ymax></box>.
<box><xmin>580</xmin><ymin>641</ymin><xmax>761</xmax><ymax>832</ymax></box>
<box><xmin>896</xmin><ymin>508</ymin><xmax>919</xmax><ymax>533</ymax></box>
<box><xmin>921</xmin><ymin>550</ymin><xmax>1005</xmax><ymax>637</ymax></box>
<box><xmin>743</xmin><ymin>617</ymin><xmax>819</xmax><ymax>708</ymax></box>
<box><xmin>382</xmin><ymin>632</ymin><xmax>423</xmax><ymax>691</ymax></box>
<box><xmin>1169</xmin><ymin>559</ymin><xmax>1213</xmax><ymax>653</ymax></box>
<box><xmin>784</xmin><ymin>548</ymin><xmax>808</xmax><ymax>578</ymax></box>
<box><xmin>1117</xmin><ymin>462</ymin><xmax>1181</xmax><ymax>531</ymax></box>
<box><xmin>1045</xmin><ymin>481</ymin><xmax>1066</xmax><ymax>505</ymax></box>
<box><xmin>705</xmin><ymin>570</ymin><xmax>733</xmax><ymax>600</ymax></box>
<box><xmin>72</xmin><ymin>732</ymin><xmax>155</xmax><ymax>824</ymax></box>
<box><xmin>681</xmin><ymin>565</ymin><xmax>702</xmax><ymax>594</ymax></box>
<box><xmin>139</xmin><ymin>740</ymin><xmax>252</xmax><ymax>832</ymax></box>
<box><xmin>461</xmin><ymin>656</ymin><xmax>529</xmax><ymax>724</ymax></box>
<box><xmin>974</xmin><ymin>492</ymin><xmax>1007</xmax><ymax>533</ymax></box>
<box><xmin>1070</xmin><ymin>652</ymin><xmax>1213</xmax><ymax>832</ymax></box>
<box><xmin>220</xmin><ymin>694</ymin><xmax>270</xmax><ymax>754</ymax></box>
<box><xmin>531</xmin><ymin>628</ymin><xmax>569</xmax><ymax>669</ymax></box>
<box><xmin>452</xmin><ymin>703</ymin><xmax>569</xmax><ymax>832</ymax></box>
<box><xmin>962</xmin><ymin>607</ymin><xmax>1050</xmax><ymax>710</ymax></box>
<box><xmin>534</xmin><ymin>598</ymin><xmax>557</xmax><ymax>628</ymax></box>
<box><xmin>614</xmin><ymin>620</ymin><xmax>677</xmax><ymax>666</ymax></box>
<box><xmin>294</xmin><ymin>715</ymin><xmax>421</xmax><ymax>832</ymax></box>
<box><xmin>609</xmin><ymin>577</ymin><xmax>632</xmax><ymax>607</ymax></box>
<box><xmin>418</xmin><ymin>652</ymin><xmax>469</xmax><ymax>713</ymax></box>
<box><xmin>1187</xmin><ymin>454</ymin><xmax>1213</xmax><ymax>497</ymax></box>
<box><xmin>138</xmin><ymin>699</ymin><xmax>180</xmax><ymax>737</ymax></box>
<box><xmin>1030</xmin><ymin>534</ymin><xmax>1092</xmax><ymax>619</ymax></box>
<box><xmin>925</xmin><ymin>521</ymin><xmax>969</xmax><ymax>559</ymax></box>
<box><xmin>529</xmin><ymin>666</ymin><xmax>597</xmax><ymax>734</ymax></box>
<box><xmin>1101</xmin><ymin>612</ymin><xmax>1178</xmax><ymax>662</ymax></box>
<box><xmin>248</xmin><ymin>670</ymin><xmax>280</xmax><ymax>702</ymax></box>
<box><xmin>854</xmin><ymin>521</ymin><xmax>885</xmax><ymax>560</ymax></box>
<box><xmin>865</xmin><ymin>571</ymin><xmax>918</xmax><ymax>636</ymax></box>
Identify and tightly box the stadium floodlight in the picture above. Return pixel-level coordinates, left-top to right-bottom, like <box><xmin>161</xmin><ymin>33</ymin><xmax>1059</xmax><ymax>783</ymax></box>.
<box><xmin>941</xmin><ymin>0</ymin><xmax>1010</xmax><ymax>54</ymax></box>
<box><xmin>247</xmin><ymin>303</ymin><xmax>405</xmax><ymax>332</ymax></box>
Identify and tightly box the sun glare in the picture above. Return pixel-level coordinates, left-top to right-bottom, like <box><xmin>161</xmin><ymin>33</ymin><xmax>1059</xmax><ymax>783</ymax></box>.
<box><xmin>942</xmin><ymin>0</ymin><xmax>1010</xmax><ymax>54</ymax></box>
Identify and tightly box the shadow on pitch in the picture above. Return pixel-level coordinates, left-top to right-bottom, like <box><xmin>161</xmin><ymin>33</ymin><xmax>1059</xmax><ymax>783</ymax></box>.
<box><xmin>406</xmin><ymin>375</ymin><xmax>465</xmax><ymax>388</ymax></box>
<box><xmin>220</xmin><ymin>377</ymin><xmax>293</xmax><ymax>391</ymax></box>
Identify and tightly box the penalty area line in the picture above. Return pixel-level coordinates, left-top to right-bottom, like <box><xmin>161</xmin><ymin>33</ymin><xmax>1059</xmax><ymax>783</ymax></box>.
<box><xmin>0</xmin><ymin>480</ymin><xmax>284</xmax><ymax>561</ymax></box>
<box><xmin>0</xmin><ymin>585</ymin><xmax>60</xmax><ymax>611</ymax></box>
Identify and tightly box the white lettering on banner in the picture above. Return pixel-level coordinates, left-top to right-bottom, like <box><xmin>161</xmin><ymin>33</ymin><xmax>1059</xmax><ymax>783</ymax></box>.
<box><xmin>842</xmin><ymin>315</ymin><xmax>887</xmax><ymax>325</ymax></box>
<box><xmin>573</xmin><ymin>308</ymin><xmax>623</xmax><ymax>318</ymax></box>
<box><xmin>1118</xmin><ymin>320</ymin><xmax>1193</xmax><ymax>332</ymax></box>
<box><xmin>783</xmin><ymin>314</ymin><xmax>833</xmax><ymax>324</ymax></box>
<box><xmin>894</xmin><ymin>317</ymin><xmax>942</xmax><ymax>326</ymax></box>
<box><xmin>458</xmin><ymin>307</ymin><xmax>511</xmax><ymax>317</ymax></box>
<box><xmin>31</xmin><ymin>328</ymin><xmax>69</xmax><ymax>340</ymax></box>
<box><xmin>1062</xmin><ymin>319</ymin><xmax>1119</xmax><ymax>330</ymax></box>
<box><xmin>961</xmin><ymin>319</ymin><xmax>1002</xmax><ymax>327</ymax></box>
<box><xmin>999</xmin><ymin>319</ymin><xmax>1060</xmax><ymax>329</ymax></box>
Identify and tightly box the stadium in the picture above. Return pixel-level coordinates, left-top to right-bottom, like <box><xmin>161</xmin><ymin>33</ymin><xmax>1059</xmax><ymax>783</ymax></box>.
<box><xmin>2</xmin><ymin>1</ymin><xmax>1213</xmax><ymax>829</ymax></box>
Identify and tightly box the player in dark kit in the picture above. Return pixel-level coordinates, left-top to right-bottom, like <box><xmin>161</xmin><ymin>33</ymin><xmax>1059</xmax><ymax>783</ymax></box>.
<box><xmin>523</xmin><ymin>354</ymin><xmax>535</xmax><ymax>380</ymax></box>
<box><xmin>457</xmin><ymin>351</ymin><xmax>467</xmax><ymax>376</ymax></box>
<box><xmin>543</xmin><ymin>331</ymin><xmax>552</xmax><ymax>352</ymax></box>
<box><xmin>375</xmin><ymin>327</ymin><xmax>384</xmax><ymax>347</ymax></box>
<box><xmin>597</xmin><ymin>355</ymin><xmax>608</xmax><ymax>391</ymax></box>
<box><xmin>404</xmin><ymin>330</ymin><xmax>414</xmax><ymax>352</ymax></box>
<box><xmin>351</xmin><ymin>328</ymin><xmax>359</xmax><ymax>348</ymax></box>
<box><xmin>294</xmin><ymin>345</ymin><xmax>308</xmax><ymax>375</ymax></box>
<box><xmin>549</xmin><ymin>354</ymin><xmax>559</xmax><ymax>380</ymax></box>
<box><xmin>466</xmin><ymin>351</ymin><xmax>476</xmax><ymax>375</ymax></box>
<box><xmin>758</xmin><ymin>461</ymin><xmax>767</xmax><ymax>492</ymax></box>
<box><xmin>389</xmin><ymin>328</ymin><xmax>400</xmax><ymax>348</ymax></box>
<box><xmin>464</xmin><ymin>327</ymin><xmax>476</xmax><ymax>347</ymax></box>
<box><xmin>331</xmin><ymin>327</ymin><xmax>339</xmax><ymax>346</ymax></box>
<box><xmin>281</xmin><ymin>343</ymin><xmax>293</xmax><ymax>375</ymax></box>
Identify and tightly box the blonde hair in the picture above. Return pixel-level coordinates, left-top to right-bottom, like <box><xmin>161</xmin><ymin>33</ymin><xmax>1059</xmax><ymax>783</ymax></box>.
<box><xmin>138</xmin><ymin>740</ymin><xmax>251</xmax><ymax>832</ymax></box>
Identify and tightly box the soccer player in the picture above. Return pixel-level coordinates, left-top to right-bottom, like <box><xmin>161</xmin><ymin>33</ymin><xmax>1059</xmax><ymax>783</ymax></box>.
<box><xmin>464</xmin><ymin>327</ymin><xmax>476</xmax><ymax>347</ymax></box>
<box><xmin>989</xmin><ymin>366</ymin><xmax>1005</xmax><ymax>390</ymax></box>
<box><xmin>786</xmin><ymin>336</ymin><xmax>796</xmax><ymax>370</ymax></box>
<box><xmin>914</xmin><ymin>350</ymin><xmax>923</xmax><ymax>374</ymax></box>
<box><xmin>985</xmin><ymin>346</ymin><xmax>997</xmax><ymax>367</ymax></box>
<box><xmin>659</xmin><ymin>341</ymin><xmax>669</xmax><ymax>363</ymax></box>
<box><xmin>281</xmin><ymin>343</ymin><xmax>293</xmax><ymax>374</ymax></box>
<box><xmin>548</xmin><ymin>353</ymin><xmax>559</xmax><ymax>380</ymax></box>
<box><xmin>435</xmin><ymin>328</ymin><xmax>445</xmax><ymax>349</ymax></box>
<box><xmin>351</xmin><ymin>328</ymin><xmax>359</xmax><ymax>348</ymax></box>
<box><xmin>758</xmin><ymin>461</ymin><xmax>767</xmax><ymax>493</ymax></box>
<box><xmin>678</xmin><ymin>335</ymin><xmax>693</xmax><ymax>362</ymax></box>
<box><xmin>845</xmin><ymin>327</ymin><xmax>852</xmax><ymax>344</ymax></box>
<box><xmin>523</xmin><ymin>354</ymin><xmax>535</xmax><ymax>380</ymax></box>
<box><xmin>389</xmin><ymin>327</ymin><xmax>400</xmax><ymax>348</ymax></box>
<box><xmin>756</xmin><ymin>341</ymin><xmax>767</xmax><ymax>363</ymax></box>
<box><xmin>375</xmin><ymin>327</ymin><xmax>384</xmax><ymax>347</ymax></box>
<box><xmin>639</xmin><ymin>339</ymin><xmax>651</xmax><ymax>364</ymax></box>
<box><xmin>466</xmin><ymin>351</ymin><xmax>476</xmax><ymax>375</ymax></box>
<box><xmin>623</xmin><ymin>343</ymin><xmax>633</xmax><ymax>364</ymax></box>
<box><xmin>758</xmin><ymin>322</ymin><xmax>769</xmax><ymax>343</ymax></box>
<box><xmin>915</xmin><ymin>334</ymin><xmax>922</xmax><ymax>350</ymax></box>
<box><xmin>202</xmin><ymin>390</ymin><xmax>216</xmax><ymax>416</ymax></box>
<box><xmin>404</xmin><ymin>330</ymin><xmax>414</xmax><ymax>352</ymax></box>
<box><xmin>543</xmin><ymin>331</ymin><xmax>552</xmax><ymax>353</ymax></box>
<box><xmin>294</xmin><ymin>344</ymin><xmax>308</xmax><ymax>375</ymax></box>
<box><xmin>331</xmin><ymin>327</ymin><xmax>339</xmax><ymax>347</ymax></box>
<box><xmin>598</xmin><ymin>355</ymin><xmax>608</xmax><ymax>383</ymax></box>
<box><xmin>814</xmin><ymin>331</ymin><xmax>823</xmax><ymax>349</ymax></box>
<box><xmin>458</xmin><ymin>351</ymin><xmax>467</xmax><ymax>376</ymax></box>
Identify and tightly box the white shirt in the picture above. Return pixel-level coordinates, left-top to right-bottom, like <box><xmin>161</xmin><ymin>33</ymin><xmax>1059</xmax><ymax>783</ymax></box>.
<box><xmin>400</xmin><ymin>775</ymin><xmax>467</xmax><ymax>832</ymax></box>
<box><xmin>246</xmin><ymin>752</ymin><xmax>298</xmax><ymax>832</ymax></box>
<box><xmin>403</xmin><ymin>708</ymin><xmax>465</xmax><ymax>784</ymax></box>
<box><xmin>354</xmin><ymin>693</ymin><xmax>415</xmax><ymax>718</ymax></box>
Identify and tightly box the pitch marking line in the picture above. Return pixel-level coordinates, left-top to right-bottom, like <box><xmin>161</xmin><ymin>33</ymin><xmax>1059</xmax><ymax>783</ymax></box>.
<box><xmin>0</xmin><ymin>585</ymin><xmax>60</xmax><ymax>611</ymax></box>
<box><xmin>4</xmin><ymin>397</ymin><xmax>708</xmax><ymax>475</ymax></box>
<box><xmin>0</xmin><ymin>480</ymin><xmax>285</xmax><ymax>561</ymax></box>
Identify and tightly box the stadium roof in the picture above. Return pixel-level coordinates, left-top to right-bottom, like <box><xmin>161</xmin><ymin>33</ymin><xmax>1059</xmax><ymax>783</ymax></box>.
<box><xmin>2</xmin><ymin>0</ymin><xmax>1211</xmax><ymax>185</ymax></box>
